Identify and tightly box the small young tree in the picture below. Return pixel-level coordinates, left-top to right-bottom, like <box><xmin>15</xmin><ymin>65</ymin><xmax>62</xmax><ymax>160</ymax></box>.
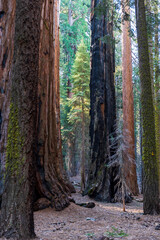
<box><xmin>68</xmin><ymin>40</ymin><xmax>90</xmax><ymax>191</ymax></box>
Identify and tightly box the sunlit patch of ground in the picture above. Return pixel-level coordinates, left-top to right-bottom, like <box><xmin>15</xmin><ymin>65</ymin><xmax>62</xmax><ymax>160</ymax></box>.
<box><xmin>34</xmin><ymin>187</ymin><xmax>160</xmax><ymax>240</ymax></box>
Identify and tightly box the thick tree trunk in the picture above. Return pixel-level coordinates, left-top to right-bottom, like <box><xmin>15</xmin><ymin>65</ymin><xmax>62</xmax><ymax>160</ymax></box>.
<box><xmin>86</xmin><ymin>0</ymin><xmax>119</xmax><ymax>202</ymax></box>
<box><xmin>0</xmin><ymin>0</ymin><xmax>42</xmax><ymax>238</ymax></box>
<box><xmin>154</xmin><ymin>1</ymin><xmax>160</xmax><ymax>194</ymax></box>
<box><xmin>36</xmin><ymin>0</ymin><xmax>75</xmax><ymax>211</ymax></box>
<box><xmin>0</xmin><ymin>0</ymin><xmax>15</xmax><ymax>201</ymax></box>
<box><xmin>0</xmin><ymin>0</ymin><xmax>74</xmax><ymax>215</ymax></box>
<box><xmin>146</xmin><ymin>0</ymin><xmax>154</xmax><ymax>96</ymax></box>
<box><xmin>122</xmin><ymin>0</ymin><xmax>139</xmax><ymax>195</ymax></box>
<box><xmin>135</xmin><ymin>0</ymin><xmax>159</xmax><ymax>214</ymax></box>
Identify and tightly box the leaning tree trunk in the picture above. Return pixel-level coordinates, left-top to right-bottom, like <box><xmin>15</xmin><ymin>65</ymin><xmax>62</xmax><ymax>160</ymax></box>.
<box><xmin>86</xmin><ymin>0</ymin><xmax>120</xmax><ymax>202</ymax></box>
<box><xmin>0</xmin><ymin>0</ymin><xmax>15</xmax><ymax>202</ymax></box>
<box><xmin>36</xmin><ymin>0</ymin><xmax>75</xmax><ymax>211</ymax></box>
<box><xmin>122</xmin><ymin>0</ymin><xmax>139</xmax><ymax>195</ymax></box>
<box><xmin>0</xmin><ymin>0</ymin><xmax>42</xmax><ymax>238</ymax></box>
<box><xmin>135</xmin><ymin>0</ymin><xmax>159</xmax><ymax>214</ymax></box>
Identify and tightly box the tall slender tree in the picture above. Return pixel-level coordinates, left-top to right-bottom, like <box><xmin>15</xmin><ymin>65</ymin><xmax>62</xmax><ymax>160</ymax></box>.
<box><xmin>121</xmin><ymin>0</ymin><xmax>139</xmax><ymax>195</ymax></box>
<box><xmin>68</xmin><ymin>40</ymin><xmax>90</xmax><ymax>191</ymax></box>
<box><xmin>135</xmin><ymin>0</ymin><xmax>159</xmax><ymax>214</ymax></box>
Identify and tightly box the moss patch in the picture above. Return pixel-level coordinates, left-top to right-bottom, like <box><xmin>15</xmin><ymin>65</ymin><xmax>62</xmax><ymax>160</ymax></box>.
<box><xmin>6</xmin><ymin>102</ymin><xmax>24</xmax><ymax>176</ymax></box>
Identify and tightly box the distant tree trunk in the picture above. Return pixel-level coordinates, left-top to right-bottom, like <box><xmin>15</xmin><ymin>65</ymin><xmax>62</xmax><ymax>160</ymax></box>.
<box><xmin>0</xmin><ymin>0</ymin><xmax>42</xmax><ymax>238</ymax></box>
<box><xmin>0</xmin><ymin>0</ymin><xmax>15</xmax><ymax>201</ymax></box>
<box><xmin>67</xmin><ymin>138</ymin><xmax>77</xmax><ymax>176</ymax></box>
<box><xmin>135</xmin><ymin>0</ymin><xmax>159</xmax><ymax>214</ymax></box>
<box><xmin>140</xmin><ymin>108</ymin><xmax>143</xmax><ymax>193</ymax></box>
<box><xmin>35</xmin><ymin>0</ymin><xmax>75</xmax><ymax>211</ymax></box>
<box><xmin>81</xmin><ymin>98</ymin><xmax>85</xmax><ymax>192</ymax></box>
<box><xmin>86</xmin><ymin>0</ymin><xmax>119</xmax><ymax>201</ymax></box>
<box><xmin>66</xmin><ymin>0</ymin><xmax>77</xmax><ymax>176</ymax></box>
<box><xmin>121</xmin><ymin>0</ymin><xmax>139</xmax><ymax>195</ymax></box>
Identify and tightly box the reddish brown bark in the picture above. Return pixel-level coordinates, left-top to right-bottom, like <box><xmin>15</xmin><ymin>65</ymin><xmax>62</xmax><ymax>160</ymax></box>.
<box><xmin>0</xmin><ymin>0</ymin><xmax>42</xmax><ymax>238</ymax></box>
<box><xmin>0</xmin><ymin>0</ymin><xmax>74</xmax><ymax>215</ymax></box>
<box><xmin>122</xmin><ymin>0</ymin><xmax>139</xmax><ymax>195</ymax></box>
<box><xmin>0</xmin><ymin>0</ymin><xmax>15</xmax><ymax>197</ymax></box>
<box><xmin>36</xmin><ymin>0</ymin><xmax>75</xmax><ymax>211</ymax></box>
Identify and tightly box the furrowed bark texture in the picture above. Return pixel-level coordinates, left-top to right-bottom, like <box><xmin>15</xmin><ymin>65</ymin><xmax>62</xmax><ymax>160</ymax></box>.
<box><xmin>135</xmin><ymin>0</ymin><xmax>159</xmax><ymax>214</ymax></box>
<box><xmin>36</xmin><ymin>0</ymin><xmax>75</xmax><ymax>211</ymax></box>
<box><xmin>154</xmin><ymin>2</ymin><xmax>160</xmax><ymax>194</ymax></box>
<box><xmin>122</xmin><ymin>0</ymin><xmax>139</xmax><ymax>195</ymax></box>
<box><xmin>0</xmin><ymin>0</ymin><xmax>15</xmax><ymax>200</ymax></box>
<box><xmin>0</xmin><ymin>0</ymin><xmax>42</xmax><ymax>238</ymax></box>
<box><xmin>87</xmin><ymin>0</ymin><xmax>120</xmax><ymax>201</ymax></box>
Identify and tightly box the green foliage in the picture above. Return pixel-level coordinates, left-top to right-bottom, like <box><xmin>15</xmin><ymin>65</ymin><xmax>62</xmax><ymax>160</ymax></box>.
<box><xmin>68</xmin><ymin>40</ymin><xmax>90</xmax><ymax>125</ymax></box>
<box><xmin>60</xmin><ymin>0</ymin><xmax>91</xmax><ymax>169</ymax></box>
<box><xmin>85</xmin><ymin>232</ymin><xmax>95</xmax><ymax>238</ymax></box>
<box><xmin>66</xmin><ymin>40</ymin><xmax>90</xmax><ymax>170</ymax></box>
<box><xmin>60</xmin><ymin>0</ymin><xmax>90</xmax><ymax>78</ymax></box>
<box><xmin>104</xmin><ymin>227</ymin><xmax>128</xmax><ymax>238</ymax></box>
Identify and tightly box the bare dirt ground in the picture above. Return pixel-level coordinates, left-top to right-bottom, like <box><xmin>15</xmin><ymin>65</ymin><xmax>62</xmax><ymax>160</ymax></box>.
<box><xmin>0</xmin><ymin>176</ymin><xmax>160</xmax><ymax>240</ymax></box>
<box><xmin>34</xmin><ymin>177</ymin><xmax>160</xmax><ymax>240</ymax></box>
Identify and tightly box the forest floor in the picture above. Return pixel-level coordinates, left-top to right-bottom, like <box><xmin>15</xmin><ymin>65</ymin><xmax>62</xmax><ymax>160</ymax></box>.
<box><xmin>1</xmin><ymin>176</ymin><xmax>160</xmax><ymax>240</ymax></box>
<box><xmin>34</xmin><ymin>176</ymin><xmax>160</xmax><ymax>240</ymax></box>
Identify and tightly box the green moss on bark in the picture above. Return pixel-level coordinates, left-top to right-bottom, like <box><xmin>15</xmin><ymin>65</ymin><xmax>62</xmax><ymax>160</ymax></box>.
<box><xmin>6</xmin><ymin>102</ymin><xmax>24</xmax><ymax>176</ymax></box>
<box><xmin>136</xmin><ymin>0</ymin><xmax>159</xmax><ymax>214</ymax></box>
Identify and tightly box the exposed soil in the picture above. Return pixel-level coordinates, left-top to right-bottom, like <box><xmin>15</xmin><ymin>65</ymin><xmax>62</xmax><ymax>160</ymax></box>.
<box><xmin>1</xmin><ymin>177</ymin><xmax>160</xmax><ymax>240</ymax></box>
<box><xmin>34</xmin><ymin>177</ymin><xmax>160</xmax><ymax>240</ymax></box>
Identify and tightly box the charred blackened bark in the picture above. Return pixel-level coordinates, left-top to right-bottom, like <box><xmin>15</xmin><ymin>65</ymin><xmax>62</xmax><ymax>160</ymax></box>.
<box><xmin>86</xmin><ymin>0</ymin><xmax>119</xmax><ymax>201</ymax></box>
<box><xmin>0</xmin><ymin>0</ymin><xmax>42</xmax><ymax>238</ymax></box>
<box><xmin>35</xmin><ymin>0</ymin><xmax>75</xmax><ymax>211</ymax></box>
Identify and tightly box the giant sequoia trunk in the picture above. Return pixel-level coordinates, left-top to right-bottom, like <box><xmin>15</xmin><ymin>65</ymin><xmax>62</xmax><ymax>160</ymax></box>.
<box><xmin>86</xmin><ymin>0</ymin><xmax>119</xmax><ymax>201</ymax></box>
<box><xmin>0</xmin><ymin>0</ymin><xmax>42</xmax><ymax>238</ymax></box>
<box><xmin>0</xmin><ymin>2</ymin><xmax>74</xmax><ymax>237</ymax></box>
<box><xmin>0</xmin><ymin>0</ymin><xmax>15</xmax><ymax>201</ymax></box>
<box><xmin>154</xmin><ymin>1</ymin><xmax>160</xmax><ymax>194</ymax></box>
<box><xmin>35</xmin><ymin>0</ymin><xmax>74</xmax><ymax>211</ymax></box>
<box><xmin>135</xmin><ymin>0</ymin><xmax>159</xmax><ymax>214</ymax></box>
<box><xmin>122</xmin><ymin>0</ymin><xmax>139</xmax><ymax>195</ymax></box>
